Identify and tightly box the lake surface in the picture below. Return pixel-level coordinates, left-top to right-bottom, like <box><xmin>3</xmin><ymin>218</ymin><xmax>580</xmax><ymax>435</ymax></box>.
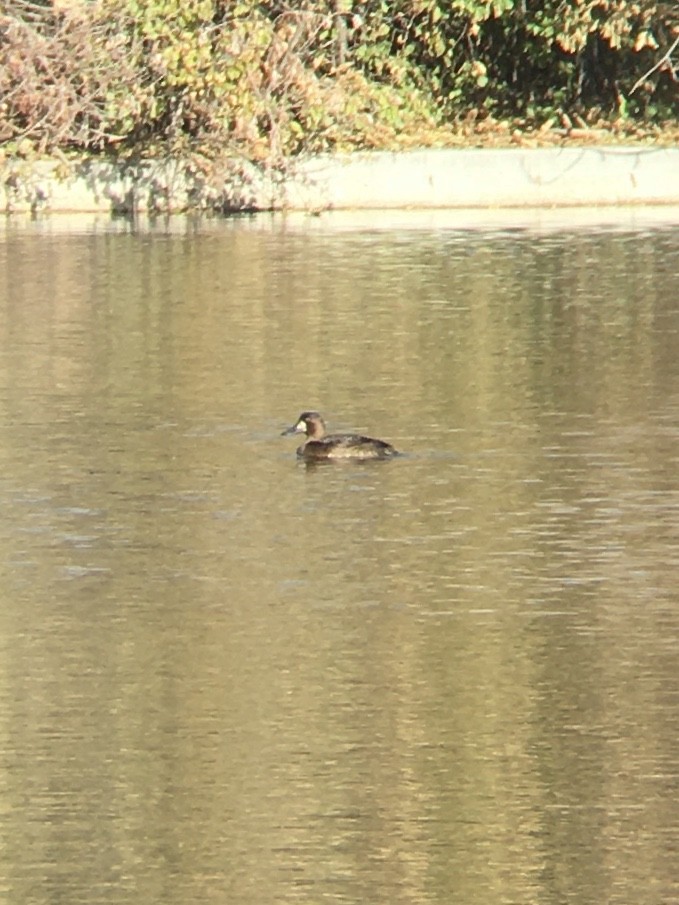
<box><xmin>1</xmin><ymin>210</ymin><xmax>678</xmax><ymax>905</ymax></box>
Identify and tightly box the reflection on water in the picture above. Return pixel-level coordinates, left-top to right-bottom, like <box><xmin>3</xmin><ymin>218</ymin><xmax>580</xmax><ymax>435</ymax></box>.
<box><xmin>0</xmin><ymin>214</ymin><xmax>678</xmax><ymax>905</ymax></box>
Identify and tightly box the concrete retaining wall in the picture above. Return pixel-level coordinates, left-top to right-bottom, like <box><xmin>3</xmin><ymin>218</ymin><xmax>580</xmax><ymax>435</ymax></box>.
<box><xmin>283</xmin><ymin>147</ymin><xmax>679</xmax><ymax>210</ymax></box>
<box><xmin>2</xmin><ymin>146</ymin><xmax>679</xmax><ymax>214</ymax></box>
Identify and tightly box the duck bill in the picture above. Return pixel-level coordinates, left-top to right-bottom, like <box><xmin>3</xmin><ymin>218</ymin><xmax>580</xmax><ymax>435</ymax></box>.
<box><xmin>281</xmin><ymin>423</ymin><xmax>302</xmax><ymax>436</ymax></box>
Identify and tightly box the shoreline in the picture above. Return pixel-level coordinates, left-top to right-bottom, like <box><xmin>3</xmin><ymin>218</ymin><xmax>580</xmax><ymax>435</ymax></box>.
<box><xmin>2</xmin><ymin>146</ymin><xmax>679</xmax><ymax>215</ymax></box>
<box><xmin>4</xmin><ymin>207</ymin><xmax>679</xmax><ymax>240</ymax></box>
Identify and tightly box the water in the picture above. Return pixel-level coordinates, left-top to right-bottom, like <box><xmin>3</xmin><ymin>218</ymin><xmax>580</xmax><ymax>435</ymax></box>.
<box><xmin>0</xmin><ymin>211</ymin><xmax>678</xmax><ymax>905</ymax></box>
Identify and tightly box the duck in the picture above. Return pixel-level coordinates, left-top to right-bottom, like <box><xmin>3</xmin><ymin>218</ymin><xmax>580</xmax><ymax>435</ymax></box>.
<box><xmin>282</xmin><ymin>411</ymin><xmax>399</xmax><ymax>461</ymax></box>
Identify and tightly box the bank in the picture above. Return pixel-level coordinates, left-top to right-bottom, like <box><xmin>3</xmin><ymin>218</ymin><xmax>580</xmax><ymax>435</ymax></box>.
<box><xmin>2</xmin><ymin>146</ymin><xmax>679</xmax><ymax>214</ymax></box>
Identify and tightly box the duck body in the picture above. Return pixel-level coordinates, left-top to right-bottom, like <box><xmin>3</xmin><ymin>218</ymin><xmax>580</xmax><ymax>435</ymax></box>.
<box><xmin>282</xmin><ymin>412</ymin><xmax>398</xmax><ymax>461</ymax></box>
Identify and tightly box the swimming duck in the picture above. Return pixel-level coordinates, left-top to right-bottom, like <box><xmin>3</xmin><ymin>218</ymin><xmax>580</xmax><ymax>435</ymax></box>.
<box><xmin>282</xmin><ymin>411</ymin><xmax>399</xmax><ymax>461</ymax></box>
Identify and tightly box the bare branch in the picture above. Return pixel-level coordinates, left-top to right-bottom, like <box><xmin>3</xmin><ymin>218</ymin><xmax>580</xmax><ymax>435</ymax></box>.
<box><xmin>629</xmin><ymin>34</ymin><xmax>679</xmax><ymax>95</ymax></box>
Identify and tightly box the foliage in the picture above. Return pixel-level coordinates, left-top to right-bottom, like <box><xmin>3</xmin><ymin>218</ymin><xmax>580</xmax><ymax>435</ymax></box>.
<box><xmin>0</xmin><ymin>0</ymin><xmax>677</xmax><ymax>163</ymax></box>
<box><xmin>358</xmin><ymin>0</ymin><xmax>679</xmax><ymax>121</ymax></box>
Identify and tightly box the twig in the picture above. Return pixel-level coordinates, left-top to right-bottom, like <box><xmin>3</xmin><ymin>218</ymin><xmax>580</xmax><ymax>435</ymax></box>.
<box><xmin>630</xmin><ymin>34</ymin><xmax>679</xmax><ymax>95</ymax></box>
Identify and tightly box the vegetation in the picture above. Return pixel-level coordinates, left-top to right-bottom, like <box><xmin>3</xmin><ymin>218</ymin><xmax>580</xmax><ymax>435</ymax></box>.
<box><xmin>1</xmin><ymin>0</ymin><xmax>677</xmax><ymax>162</ymax></box>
